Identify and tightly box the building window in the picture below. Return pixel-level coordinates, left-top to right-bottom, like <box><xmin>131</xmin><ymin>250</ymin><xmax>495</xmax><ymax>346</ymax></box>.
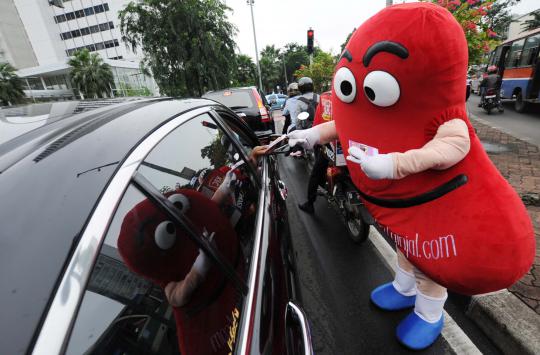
<box><xmin>53</xmin><ymin>3</ymin><xmax>109</xmax><ymax>23</ymax></box>
<box><xmin>60</xmin><ymin>21</ymin><xmax>115</xmax><ymax>41</ymax></box>
<box><xmin>66</xmin><ymin>38</ymin><xmax>119</xmax><ymax>56</ymax></box>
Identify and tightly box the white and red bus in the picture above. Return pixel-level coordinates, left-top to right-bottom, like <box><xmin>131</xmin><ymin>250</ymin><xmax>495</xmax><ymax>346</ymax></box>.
<box><xmin>487</xmin><ymin>27</ymin><xmax>540</xmax><ymax>112</ymax></box>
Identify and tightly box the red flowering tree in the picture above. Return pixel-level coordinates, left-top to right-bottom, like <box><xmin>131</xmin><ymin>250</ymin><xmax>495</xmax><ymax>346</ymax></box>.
<box><xmin>428</xmin><ymin>0</ymin><xmax>503</xmax><ymax>64</ymax></box>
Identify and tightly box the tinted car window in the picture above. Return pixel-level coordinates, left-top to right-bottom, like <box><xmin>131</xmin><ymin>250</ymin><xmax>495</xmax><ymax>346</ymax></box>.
<box><xmin>506</xmin><ymin>39</ymin><xmax>525</xmax><ymax>68</ymax></box>
<box><xmin>204</xmin><ymin>90</ymin><xmax>256</xmax><ymax>109</ymax></box>
<box><xmin>66</xmin><ymin>113</ymin><xmax>260</xmax><ymax>354</ymax></box>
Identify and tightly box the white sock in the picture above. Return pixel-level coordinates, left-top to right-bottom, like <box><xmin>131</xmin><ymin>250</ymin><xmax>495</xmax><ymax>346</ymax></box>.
<box><xmin>414</xmin><ymin>290</ymin><xmax>447</xmax><ymax>323</ymax></box>
<box><xmin>392</xmin><ymin>263</ymin><xmax>416</xmax><ymax>296</ymax></box>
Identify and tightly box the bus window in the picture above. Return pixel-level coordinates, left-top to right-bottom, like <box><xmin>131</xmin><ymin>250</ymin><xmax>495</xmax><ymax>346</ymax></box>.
<box><xmin>520</xmin><ymin>34</ymin><xmax>540</xmax><ymax>67</ymax></box>
<box><xmin>505</xmin><ymin>39</ymin><xmax>525</xmax><ymax>68</ymax></box>
<box><xmin>490</xmin><ymin>46</ymin><xmax>502</xmax><ymax>66</ymax></box>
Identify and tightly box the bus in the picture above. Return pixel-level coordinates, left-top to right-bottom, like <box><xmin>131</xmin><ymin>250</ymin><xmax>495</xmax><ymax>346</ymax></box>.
<box><xmin>487</xmin><ymin>27</ymin><xmax>540</xmax><ymax>112</ymax></box>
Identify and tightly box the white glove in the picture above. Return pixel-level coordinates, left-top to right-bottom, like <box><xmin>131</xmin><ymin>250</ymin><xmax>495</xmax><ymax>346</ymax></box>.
<box><xmin>192</xmin><ymin>230</ymin><xmax>216</xmax><ymax>276</ymax></box>
<box><xmin>217</xmin><ymin>169</ymin><xmax>237</xmax><ymax>194</ymax></box>
<box><xmin>287</xmin><ymin>127</ymin><xmax>320</xmax><ymax>150</ymax></box>
<box><xmin>347</xmin><ymin>146</ymin><xmax>394</xmax><ymax>180</ymax></box>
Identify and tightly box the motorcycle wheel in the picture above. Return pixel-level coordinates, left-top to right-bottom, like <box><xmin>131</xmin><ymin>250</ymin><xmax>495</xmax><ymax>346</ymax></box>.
<box><xmin>486</xmin><ymin>107</ymin><xmax>491</xmax><ymax>115</ymax></box>
<box><xmin>345</xmin><ymin>215</ymin><xmax>370</xmax><ymax>244</ymax></box>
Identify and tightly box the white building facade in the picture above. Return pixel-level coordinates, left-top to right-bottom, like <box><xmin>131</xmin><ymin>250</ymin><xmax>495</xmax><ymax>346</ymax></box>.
<box><xmin>0</xmin><ymin>0</ymin><xmax>158</xmax><ymax>100</ymax></box>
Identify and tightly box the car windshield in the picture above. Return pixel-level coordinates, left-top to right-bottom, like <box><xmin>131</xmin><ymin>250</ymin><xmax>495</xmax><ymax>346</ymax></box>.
<box><xmin>205</xmin><ymin>90</ymin><xmax>256</xmax><ymax>109</ymax></box>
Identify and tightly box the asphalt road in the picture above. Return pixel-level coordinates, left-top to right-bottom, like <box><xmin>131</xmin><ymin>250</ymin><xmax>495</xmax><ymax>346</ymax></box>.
<box><xmin>467</xmin><ymin>94</ymin><xmax>540</xmax><ymax>146</ymax></box>
<box><xmin>278</xmin><ymin>156</ymin><xmax>501</xmax><ymax>355</ymax></box>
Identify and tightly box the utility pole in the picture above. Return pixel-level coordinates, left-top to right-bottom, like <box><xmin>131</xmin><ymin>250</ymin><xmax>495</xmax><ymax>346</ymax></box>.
<box><xmin>282</xmin><ymin>53</ymin><xmax>288</xmax><ymax>88</ymax></box>
<box><xmin>247</xmin><ymin>0</ymin><xmax>263</xmax><ymax>92</ymax></box>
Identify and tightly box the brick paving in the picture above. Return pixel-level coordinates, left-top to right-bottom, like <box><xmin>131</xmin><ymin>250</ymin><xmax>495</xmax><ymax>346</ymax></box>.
<box><xmin>470</xmin><ymin>117</ymin><xmax>540</xmax><ymax>314</ymax></box>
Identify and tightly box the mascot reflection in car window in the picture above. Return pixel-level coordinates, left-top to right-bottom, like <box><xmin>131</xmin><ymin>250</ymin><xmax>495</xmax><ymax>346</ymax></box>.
<box><xmin>288</xmin><ymin>2</ymin><xmax>534</xmax><ymax>350</ymax></box>
<box><xmin>118</xmin><ymin>188</ymin><xmax>244</xmax><ymax>354</ymax></box>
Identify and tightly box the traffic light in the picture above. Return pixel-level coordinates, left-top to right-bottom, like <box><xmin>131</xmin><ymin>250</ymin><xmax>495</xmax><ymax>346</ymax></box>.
<box><xmin>307</xmin><ymin>29</ymin><xmax>314</xmax><ymax>55</ymax></box>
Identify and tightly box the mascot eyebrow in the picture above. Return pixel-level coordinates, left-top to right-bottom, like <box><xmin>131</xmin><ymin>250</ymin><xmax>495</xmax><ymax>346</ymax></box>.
<box><xmin>363</xmin><ymin>41</ymin><xmax>409</xmax><ymax>67</ymax></box>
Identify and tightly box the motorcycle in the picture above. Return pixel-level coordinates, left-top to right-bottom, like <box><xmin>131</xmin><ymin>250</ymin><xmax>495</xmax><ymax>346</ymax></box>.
<box><xmin>481</xmin><ymin>88</ymin><xmax>504</xmax><ymax>115</ymax></box>
<box><xmin>265</xmin><ymin>130</ymin><xmax>371</xmax><ymax>243</ymax></box>
<box><xmin>321</xmin><ymin>141</ymin><xmax>371</xmax><ymax>243</ymax></box>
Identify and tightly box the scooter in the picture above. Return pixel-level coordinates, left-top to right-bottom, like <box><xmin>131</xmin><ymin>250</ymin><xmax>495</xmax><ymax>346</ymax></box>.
<box><xmin>481</xmin><ymin>88</ymin><xmax>504</xmax><ymax>115</ymax></box>
<box><xmin>321</xmin><ymin>141</ymin><xmax>371</xmax><ymax>243</ymax></box>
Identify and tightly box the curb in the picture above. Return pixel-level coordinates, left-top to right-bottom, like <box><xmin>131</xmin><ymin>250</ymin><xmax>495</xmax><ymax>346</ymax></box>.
<box><xmin>467</xmin><ymin>291</ymin><xmax>540</xmax><ymax>355</ymax></box>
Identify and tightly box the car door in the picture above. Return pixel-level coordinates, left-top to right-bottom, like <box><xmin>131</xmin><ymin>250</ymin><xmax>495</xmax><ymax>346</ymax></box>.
<box><xmin>33</xmin><ymin>107</ymin><xmax>266</xmax><ymax>355</ymax></box>
<box><xmin>213</xmin><ymin>110</ymin><xmax>313</xmax><ymax>355</ymax></box>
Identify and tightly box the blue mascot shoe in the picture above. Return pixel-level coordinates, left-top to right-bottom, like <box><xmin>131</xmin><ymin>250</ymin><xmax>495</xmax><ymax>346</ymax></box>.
<box><xmin>370</xmin><ymin>282</ymin><xmax>416</xmax><ymax>311</ymax></box>
<box><xmin>396</xmin><ymin>312</ymin><xmax>444</xmax><ymax>350</ymax></box>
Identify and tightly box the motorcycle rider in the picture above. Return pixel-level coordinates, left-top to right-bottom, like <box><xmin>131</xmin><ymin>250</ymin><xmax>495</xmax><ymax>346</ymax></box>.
<box><xmin>479</xmin><ymin>65</ymin><xmax>503</xmax><ymax>112</ymax></box>
<box><xmin>282</xmin><ymin>83</ymin><xmax>300</xmax><ymax>134</ymax></box>
<box><xmin>290</xmin><ymin>77</ymin><xmax>319</xmax><ymax>157</ymax></box>
<box><xmin>298</xmin><ymin>91</ymin><xmax>332</xmax><ymax>214</ymax></box>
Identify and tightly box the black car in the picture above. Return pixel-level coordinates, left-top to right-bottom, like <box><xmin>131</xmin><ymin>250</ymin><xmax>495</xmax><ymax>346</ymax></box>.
<box><xmin>203</xmin><ymin>87</ymin><xmax>274</xmax><ymax>133</ymax></box>
<box><xmin>0</xmin><ymin>99</ymin><xmax>312</xmax><ymax>354</ymax></box>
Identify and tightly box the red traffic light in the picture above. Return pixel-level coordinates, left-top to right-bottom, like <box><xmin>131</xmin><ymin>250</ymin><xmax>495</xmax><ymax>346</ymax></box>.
<box><xmin>307</xmin><ymin>30</ymin><xmax>314</xmax><ymax>38</ymax></box>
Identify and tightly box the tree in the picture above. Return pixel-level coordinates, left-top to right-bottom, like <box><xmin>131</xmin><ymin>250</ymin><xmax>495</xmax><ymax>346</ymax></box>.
<box><xmin>0</xmin><ymin>62</ymin><xmax>25</xmax><ymax>106</ymax></box>
<box><xmin>521</xmin><ymin>10</ymin><xmax>540</xmax><ymax>32</ymax></box>
<box><xmin>282</xmin><ymin>43</ymin><xmax>310</xmax><ymax>87</ymax></box>
<box><xmin>68</xmin><ymin>49</ymin><xmax>114</xmax><ymax>99</ymax></box>
<box><xmin>120</xmin><ymin>0</ymin><xmax>237</xmax><ymax>97</ymax></box>
<box><xmin>428</xmin><ymin>0</ymin><xmax>513</xmax><ymax>64</ymax></box>
<box><xmin>340</xmin><ymin>28</ymin><xmax>356</xmax><ymax>53</ymax></box>
<box><xmin>485</xmin><ymin>0</ymin><xmax>518</xmax><ymax>39</ymax></box>
<box><xmin>259</xmin><ymin>45</ymin><xmax>282</xmax><ymax>93</ymax></box>
<box><xmin>294</xmin><ymin>51</ymin><xmax>336</xmax><ymax>92</ymax></box>
<box><xmin>233</xmin><ymin>54</ymin><xmax>256</xmax><ymax>87</ymax></box>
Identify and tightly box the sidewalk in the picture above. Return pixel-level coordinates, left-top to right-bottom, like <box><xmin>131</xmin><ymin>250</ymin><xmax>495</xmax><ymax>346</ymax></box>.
<box><xmin>469</xmin><ymin>115</ymin><xmax>540</xmax><ymax>315</ymax></box>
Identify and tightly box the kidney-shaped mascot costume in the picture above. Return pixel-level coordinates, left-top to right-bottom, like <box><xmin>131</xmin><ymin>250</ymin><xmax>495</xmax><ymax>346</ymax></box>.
<box><xmin>289</xmin><ymin>2</ymin><xmax>535</xmax><ymax>350</ymax></box>
<box><xmin>118</xmin><ymin>189</ymin><xmax>243</xmax><ymax>354</ymax></box>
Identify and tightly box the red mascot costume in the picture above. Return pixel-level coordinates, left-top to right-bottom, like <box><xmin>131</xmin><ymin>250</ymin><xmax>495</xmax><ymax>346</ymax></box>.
<box><xmin>288</xmin><ymin>2</ymin><xmax>535</xmax><ymax>350</ymax></box>
<box><xmin>118</xmin><ymin>189</ymin><xmax>243</xmax><ymax>354</ymax></box>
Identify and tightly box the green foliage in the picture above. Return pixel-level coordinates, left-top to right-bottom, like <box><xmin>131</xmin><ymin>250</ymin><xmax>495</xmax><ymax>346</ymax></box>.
<box><xmin>233</xmin><ymin>54</ymin><xmax>256</xmax><ymax>87</ymax></box>
<box><xmin>427</xmin><ymin>0</ymin><xmax>517</xmax><ymax>64</ymax></box>
<box><xmin>117</xmin><ymin>82</ymin><xmax>152</xmax><ymax>96</ymax></box>
<box><xmin>260</xmin><ymin>45</ymin><xmax>283</xmax><ymax>93</ymax></box>
<box><xmin>200</xmin><ymin>132</ymin><xmax>227</xmax><ymax>168</ymax></box>
<box><xmin>294</xmin><ymin>51</ymin><xmax>336</xmax><ymax>93</ymax></box>
<box><xmin>521</xmin><ymin>10</ymin><xmax>540</xmax><ymax>32</ymax></box>
<box><xmin>282</xmin><ymin>43</ymin><xmax>311</xmax><ymax>87</ymax></box>
<box><xmin>68</xmin><ymin>49</ymin><xmax>114</xmax><ymax>98</ymax></box>
<box><xmin>0</xmin><ymin>62</ymin><xmax>25</xmax><ymax>106</ymax></box>
<box><xmin>120</xmin><ymin>0</ymin><xmax>237</xmax><ymax>97</ymax></box>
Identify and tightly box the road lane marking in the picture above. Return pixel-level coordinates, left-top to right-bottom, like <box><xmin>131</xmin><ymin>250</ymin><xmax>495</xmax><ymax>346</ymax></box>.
<box><xmin>368</xmin><ymin>228</ymin><xmax>482</xmax><ymax>355</ymax></box>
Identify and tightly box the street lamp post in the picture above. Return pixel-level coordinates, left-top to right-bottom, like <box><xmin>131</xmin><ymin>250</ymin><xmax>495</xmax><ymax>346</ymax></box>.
<box><xmin>247</xmin><ymin>0</ymin><xmax>263</xmax><ymax>92</ymax></box>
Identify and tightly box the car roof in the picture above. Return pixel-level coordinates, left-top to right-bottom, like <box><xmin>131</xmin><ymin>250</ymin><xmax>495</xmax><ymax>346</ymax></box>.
<box><xmin>0</xmin><ymin>98</ymin><xmax>220</xmax><ymax>354</ymax></box>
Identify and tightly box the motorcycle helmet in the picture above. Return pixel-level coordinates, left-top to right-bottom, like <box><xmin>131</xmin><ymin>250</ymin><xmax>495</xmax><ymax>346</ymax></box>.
<box><xmin>298</xmin><ymin>77</ymin><xmax>314</xmax><ymax>94</ymax></box>
<box><xmin>287</xmin><ymin>83</ymin><xmax>299</xmax><ymax>97</ymax></box>
<box><xmin>487</xmin><ymin>65</ymin><xmax>497</xmax><ymax>74</ymax></box>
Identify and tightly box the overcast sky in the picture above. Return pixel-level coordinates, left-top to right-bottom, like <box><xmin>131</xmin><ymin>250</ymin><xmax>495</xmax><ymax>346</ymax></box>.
<box><xmin>223</xmin><ymin>0</ymin><xmax>540</xmax><ymax>60</ymax></box>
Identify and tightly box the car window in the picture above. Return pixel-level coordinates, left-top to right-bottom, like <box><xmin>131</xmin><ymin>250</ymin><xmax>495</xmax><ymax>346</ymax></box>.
<box><xmin>66</xmin><ymin>113</ymin><xmax>261</xmax><ymax>355</ymax></box>
<box><xmin>204</xmin><ymin>90</ymin><xmax>256</xmax><ymax>109</ymax></box>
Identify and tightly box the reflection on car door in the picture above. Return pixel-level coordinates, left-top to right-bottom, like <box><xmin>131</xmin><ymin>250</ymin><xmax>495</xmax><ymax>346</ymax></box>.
<box><xmin>64</xmin><ymin>112</ymin><xmax>263</xmax><ymax>355</ymax></box>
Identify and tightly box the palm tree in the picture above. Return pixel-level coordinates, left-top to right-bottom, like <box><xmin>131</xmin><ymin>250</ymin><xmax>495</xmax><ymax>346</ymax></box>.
<box><xmin>0</xmin><ymin>62</ymin><xmax>25</xmax><ymax>106</ymax></box>
<box><xmin>521</xmin><ymin>11</ymin><xmax>540</xmax><ymax>32</ymax></box>
<box><xmin>68</xmin><ymin>49</ymin><xmax>114</xmax><ymax>99</ymax></box>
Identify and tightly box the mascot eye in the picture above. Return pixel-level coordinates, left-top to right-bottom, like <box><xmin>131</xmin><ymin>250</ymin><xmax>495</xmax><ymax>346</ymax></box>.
<box><xmin>168</xmin><ymin>193</ymin><xmax>190</xmax><ymax>213</ymax></box>
<box><xmin>154</xmin><ymin>221</ymin><xmax>176</xmax><ymax>250</ymax></box>
<box><xmin>363</xmin><ymin>71</ymin><xmax>400</xmax><ymax>107</ymax></box>
<box><xmin>334</xmin><ymin>67</ymin><xmax>357</xmax><ymax>103</ymax></box>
